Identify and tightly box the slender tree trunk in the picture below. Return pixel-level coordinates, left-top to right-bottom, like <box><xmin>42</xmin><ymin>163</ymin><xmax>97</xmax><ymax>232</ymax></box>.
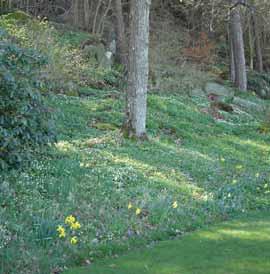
<box><xmin>230</xmin><ymin>31</ymin><xmax>236</xmax><ymax>82</ymax></box>
<box><xmin>251</xmin><ymin>10</ymin><xmax>263</xmax><ymax>72</ymax></box>
<box><xmin>113</xmin><ymin>0</ymin><xmax>128</xmax><ymax>66</ymax></box>
<box><xmin>125</xmin><ymin>0</ymin><xmax>151</xmax><ymax>138</ymax></box>
<box><xmin>92</xmin><ymin>0</ymin><xmax>102</xmax><ymax>34</ymax></box>
<box><xmin>97</xmin><ymin>0</ymin><xmax>112</xmax><ymax>35</ymax></box>
<box><xmin>248</xmin><ymin>15</ymin><xmax>254</xmax><ymax>70</ymax></box>
<box><xmin>84</xmin><ymin>0</ymin><xmax>91</xmax><ymax>31</ymax></box>
<box><xmin>73</xmin><ymin>0</ymin><xmax>80</xmax><ymax>27</ymax></box>
<box><xmin>228</xmin><ymin>18</ymin><xmax>236</xmax><ymax>82</ymax></box>
<box><xmin>230</xmin><ymin>1</ymin><xmax>247</xmax><ymax>91</ymax></box>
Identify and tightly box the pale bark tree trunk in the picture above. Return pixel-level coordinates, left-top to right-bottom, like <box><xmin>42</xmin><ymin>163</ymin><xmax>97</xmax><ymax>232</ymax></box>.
<box><xmin>228</xmin><ymin>21</ymin><xmax>236</xmax><ymax>82</ymax></box>
<box><xmin>84</xmin><ymin>0</ymin><xmax>91</xmax><ymax>31</ymax></box>
<box><xmin>73</xmin><ymin>0</ymin><xmax>80</xmax><ymax>27</ymax></box>
<box><xmin>97</xmin><ymin>0</ymin><xmax>112</xmax><ymax>34</ymax></box>
<box><xmin>251</xmin><ymin>10</ymin><xmax>263</xmax><ymax>72</ymax></box>
<box><xmin>113</xmin><ymin>0</ymin><xmax>128</xmax><ymax>66</ymax></box>
<box><xmin>248</xmin><ymin>15</ymin><xmax>254</xmax><ymax>70</ymax></box>
<box><xmin>92</xmin><ymin>0</ymin><xmax>102</xmax><ymax>34</ymax></box>
<box><xmin>230</xmin><ymin>33</ymin><xmax>236</xmax><ymax>82</ymax></box>
<box><xmin>230</xmin><ymin>0</ymin><xmax>247</xmax><ymax>91</ymax></box>
<box><xmin>125</xmin><ymin>0</ymin><xmax>151</xmax><ymax>138</ymax></box>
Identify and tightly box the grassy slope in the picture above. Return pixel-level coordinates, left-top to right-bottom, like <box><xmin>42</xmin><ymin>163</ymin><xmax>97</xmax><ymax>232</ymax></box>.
<box><xmin>65</xmin><ymin>212</ymin><xmax>270</xmax><ymax>274</ymax></box>
<box><xmin>2</xmin><ymin>89</ymin><xmax>270</xmax><ymax>273</ymax></box>
<box><xmin>1</xmin><ymin>12</ymin><xmax>270</xmax><ymax>274</ymax></box>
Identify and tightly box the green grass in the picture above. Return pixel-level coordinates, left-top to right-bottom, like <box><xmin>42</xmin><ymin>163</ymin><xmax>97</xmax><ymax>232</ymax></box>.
<box><xmin>65</xmin><ymin>212</ymin><xmax>270</xmax><ymax>274</ymax></box>
<box><xmin>1</xmin><ymin>12</ymin><xmax>270</xmax><ymax>274</ymax></box>
<box><xmin>1</xmin><ymin>91</ymin><xmax>270</xmax><ymax>274</ymax></box>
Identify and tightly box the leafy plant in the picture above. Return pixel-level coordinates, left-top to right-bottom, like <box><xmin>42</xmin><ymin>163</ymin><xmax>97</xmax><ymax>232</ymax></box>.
<box><xmin>247</xmin><ymin>71</ymin><xmax>270</xmax><ymax>99</ymax></box>
<box><xmin>0</xmin><ymin>34</ymin><xmax>55</xmax><ymax>169</ymax></box>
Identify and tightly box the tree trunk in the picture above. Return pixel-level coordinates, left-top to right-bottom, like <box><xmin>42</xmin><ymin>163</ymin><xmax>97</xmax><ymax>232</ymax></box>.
<box><xmin>113</xmin><ymin>0</ymin><xmax>128</xmax><ymax>66</ymax></box>
<box><xmin>248</xmin><ymin>15</ymin><xmax>254</xmax><ymax>70</ymax></box>
<box><xmin>251</xmin><ymin>10</ymin><xmax>263</xmax><ymax>72</ymax></box>
<box><xmin>230</xmin><ymin>1</ymin><xmax>247</xmax><ymax>91</ymax></box>
<box><xmin>97</xmin><ymin>0</ymin><xmax>112</xmax><ymax>35</ymax></box>
<box><xmin>84</xmin><ymin>0</ymin><xmax>91</xmax><ymax>31</ymax></box>
<box><xmin>125</xmin><ymin>0</ymin><xmax>151</xmax><ymax>138</ymax></box>
<box><xmin>73</xmin><ymin>0</ymin><xmax>80</xmax><ymax>27</ymax></box>
<box><xmin>228</xmin><ymin>21</ymin><xmax>236</xmax><ymax>82</ymax></box>
<box><xmin>92</xmin><ymin>0</ymin><xmax>102</xmax><ymax>34</ymax></box>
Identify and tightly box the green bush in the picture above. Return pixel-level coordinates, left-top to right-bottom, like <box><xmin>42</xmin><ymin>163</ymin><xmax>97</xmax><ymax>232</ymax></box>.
<box><xmin>0</xmin><ymin>33</ymin><xmax>55</xmax><ymax>169</ymax></box>
<box><xmin>247</xmin><ymin>71</ymin><xmax>270</xmax><ymax>99</ymax></box>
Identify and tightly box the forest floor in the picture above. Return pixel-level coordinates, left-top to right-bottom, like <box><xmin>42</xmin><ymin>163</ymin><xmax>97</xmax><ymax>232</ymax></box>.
<box><xmin>1</xmin><ymin>12</ymin><xmax>270</xmax><ymax>274</ymax></box>
<box><xmin>65</xmin><ymin>212</ymin><xmax>270</xmax><ymax>274</ymax></box>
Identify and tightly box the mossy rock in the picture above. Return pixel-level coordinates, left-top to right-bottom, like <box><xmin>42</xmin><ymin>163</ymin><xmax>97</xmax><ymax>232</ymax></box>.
<box><xmin>204</xmin><ymin>82</ymin><xmax>234</xmax><ymax>101</ymax></box>
<box><xmin>233</xmin><ymin>97</ymin><xmax>261</xmax><ymax>112</ymax></box>
<box><xmin>93</xmin><ymin>122</ymin><xmax>118</xmax><ymax>131</ymax></box>
<box><xmin>65</xmin><ymin>90</ymin><xmax>79</xmax><ymax>97</ymax></box>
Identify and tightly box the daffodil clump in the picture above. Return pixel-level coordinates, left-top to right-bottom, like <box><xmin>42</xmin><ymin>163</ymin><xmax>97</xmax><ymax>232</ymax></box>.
<box><xmin>128</xmin><ymin>202</ymin><xmax>142</xmax><ymax>216</ymax></box>
<box><xmin>57</xmin><ymin>215</ymin><xmax>81</xmax><ymax>245</ymax></box>
<box><xmin>127</xmin><ymin>200</ymin><xmax>178</xmax><ymax>216</ymax></box>
<box><xmin>172</xmin><ymin>201</ymin><xmax>178</xmax><ymax>209</ymax></box>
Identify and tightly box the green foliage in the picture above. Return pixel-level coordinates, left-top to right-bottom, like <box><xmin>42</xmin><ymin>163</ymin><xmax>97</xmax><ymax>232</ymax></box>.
<box><xmin>0</xmin><ymin>13</ymin><xmax>121</xmax><ymax>95</ymax></box>
<box><xmin>1</xmin><ymin>11</ymin><xmax>270</xmax><ymax>274</ymax></box>
<box><xmin>3</xmin><ymin>10</ymin><xmax>31</xmax><ymax>21</ymax></box>
<box><xmin>0</xmin><ymin>34</ymin><xmax>55</xmax><ymax>169</ymax></box>
<box><xmin>247</xmin><ymin>71</ymin><xmax>270</xmax><ymax>99</ymax></box>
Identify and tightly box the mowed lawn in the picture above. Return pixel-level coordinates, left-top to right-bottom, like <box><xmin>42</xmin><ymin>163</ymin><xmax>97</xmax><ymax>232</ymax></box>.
<box><xmin>65</xmin><ymin>212</ymin><xmax>270</xmax><ymax>274</ymax></box>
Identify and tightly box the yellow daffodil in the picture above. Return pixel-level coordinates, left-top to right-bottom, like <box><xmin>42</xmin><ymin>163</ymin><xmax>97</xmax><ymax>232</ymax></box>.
<box><xmin>70</xmin><ymin>236</ymin><xmax>78</xmax><ymax>245</ymax></box>
<box><xmin>65</xmin><ymin>215</ymin><xmax>76</xmax><ymax>225</ymax></box>
<box><xmin>135</xmin><ymin>208</ymin><xmax>141</xmax><ymax>215</ymax></box>
<box><xmin>59</xmin><ymin>231</ymin><xmax>66</xmax><ymax>238</ymax></box>
<box><xmin>172</xmin><ymin>201</ymin><xmax>178</xmax><ymax>209</ymax></box>
<box><xmin>57</xmin><ymin>225</ymin><xmax>66</xmax><ymax>238</ymax></box>
<box><xmin>255</xmin><ymin>173</ymin><xmax>260</xmax><ymax>178</ymax></box>
<box><xmin>70</xmin><ymin>221</ymin><xmax>81</xmax><ymax>230</ymax></box>
<box><xmin>128</xmin><ymin>203</ymin><xmax>133</xmax><ymax>209</ymax></box>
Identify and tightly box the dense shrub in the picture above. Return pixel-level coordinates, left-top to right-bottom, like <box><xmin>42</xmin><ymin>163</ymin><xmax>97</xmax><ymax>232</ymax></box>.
<box><xmin>247</xmin><ymin>71</ymin><xmax>270</xmax><ymax>99</ymax></box>
<box><xmin>0</xmin><ymin>31</ymin><xmax>55</xmax><ymax>169</ymax></box>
